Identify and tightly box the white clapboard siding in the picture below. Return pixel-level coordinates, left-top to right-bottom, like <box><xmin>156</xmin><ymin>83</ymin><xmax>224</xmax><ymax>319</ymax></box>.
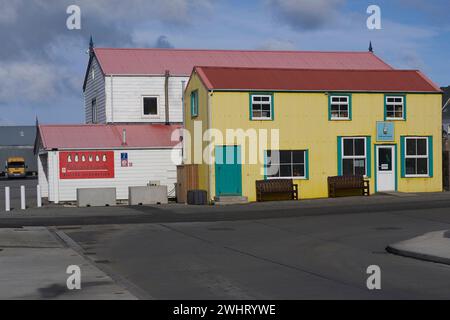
<box><xmin>47</xmin><ymin>148</ymin><xmax>182</xmax><ymax>202</ymax></box>
<box><xmin>104</xmin><ymin>75</ymin><xmax>187</xmax><ymax>124</ymax></box>
<box><xmin>84</xmin><ymin>57</ymin><xmax>106</xmax><ymax>124</ymax></box>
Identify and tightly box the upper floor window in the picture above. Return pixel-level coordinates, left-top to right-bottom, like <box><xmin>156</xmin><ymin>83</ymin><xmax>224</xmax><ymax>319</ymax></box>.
<box><xmin>191</xmin><ymin>90</ymin><xmax>198</xmax><ymax>117</ymax></box>
<box><xmin>266</xmin><ymin>150</ymin><xmax>308</xmax><ymax>179</ymax></box>
<box><xmin>385</xmin><ymin>95</ymin><xmax>405</xmax><ymax>120</ymax></box>
<box><xmin>329</xmin><ymin>95</ymin><xmax>351</xmax><ymax>120</ymax></box>
<box><xmin>250</xmin><ymin>94</ymin><xmax>273</xmax><ymax>120</ymax></box>
<box><xmin>91</xmin><ymin>98</ymin><xmax>97</xmax><ymax>124</ymax></box>
<box><xmin>143</xmin><ymin>96</ymin><xmax>158</xmax><ymax>116</ymax></box>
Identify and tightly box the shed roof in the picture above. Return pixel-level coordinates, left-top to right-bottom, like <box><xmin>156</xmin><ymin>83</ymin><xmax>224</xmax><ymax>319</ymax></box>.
<box><xmin>0</xmin><ymin>126</ymin><xmax>36</xmax><ymax>146</ymax></box>
<box><xmin>194</xmin><ymin>67</ymin><xmax>442</xmax><ymax>93</ymax></box>
<box><xmin>37</xmin><ymin>124</ymin><xmax>182</xmax><ymax>151</ymax></box>
<box><xmin>93</xmin><ymin>48</ymin><xmax>393</xmax><ymax>76</ymax></box>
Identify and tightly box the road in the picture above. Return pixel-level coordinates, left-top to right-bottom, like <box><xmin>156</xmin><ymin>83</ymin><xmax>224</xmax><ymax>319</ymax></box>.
<box><xmin>52</xmin><ymin>196</ymin><xmax>450</xmax><ymax>300</ymax></box>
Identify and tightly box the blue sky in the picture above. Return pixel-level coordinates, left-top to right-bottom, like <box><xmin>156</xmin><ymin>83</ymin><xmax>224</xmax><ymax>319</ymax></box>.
<box><xmin>0</xmin><ymin>0</ymin><xmax>448</xmax><ymax>125</ymax></box>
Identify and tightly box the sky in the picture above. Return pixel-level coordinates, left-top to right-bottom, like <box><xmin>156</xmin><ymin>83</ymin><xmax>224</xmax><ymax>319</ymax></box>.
<box><xmin>0</xmin><ymin>0</ymin><xmax>449</xmax><ymax>125</ymax></box>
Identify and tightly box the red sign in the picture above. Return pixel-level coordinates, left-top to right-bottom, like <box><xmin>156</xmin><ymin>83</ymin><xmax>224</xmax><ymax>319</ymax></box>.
<box><xmin>59</xmin><ymin>151</ymin><xmax>115</xmax><ymax>179</ymax></box>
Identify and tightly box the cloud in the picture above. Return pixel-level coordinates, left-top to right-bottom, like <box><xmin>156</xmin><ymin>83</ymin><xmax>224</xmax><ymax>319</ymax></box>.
<box><xmin>257</xmin><ymin>39</ymin><xmax>296</xmax><ymax>50</ymax></box>
<box><xmin>155</xmin><ymin>35</ymin><xmax>174</xmax><ymax>48</ymax></box>
<box><xmin>267</xmin><ymin>0</ymin><xmax>346</xmax><ymax>31</ymax></box>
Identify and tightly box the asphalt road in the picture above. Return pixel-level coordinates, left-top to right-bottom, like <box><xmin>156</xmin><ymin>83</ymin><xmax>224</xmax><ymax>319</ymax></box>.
<box><xmin>58</xmin><ymin>201</ymin><xmax>450</xmax><ymax>299</ymax></box>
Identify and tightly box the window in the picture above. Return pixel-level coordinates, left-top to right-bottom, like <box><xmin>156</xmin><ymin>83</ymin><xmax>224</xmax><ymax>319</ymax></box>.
<box><xmin>251</xmin><ymin>94</ymin><xmax>273</xmax><ymax>120</ymax></box>
<box><xmin>143</xmin><ymin>97</ymin><xmax>158</xmax><ymax>116</ymax></box>
<box><xmin>341</xmin><ymin>137</ymin><xmax>367</xmax><ymax>176</ymax></box>
<box><xmin>266</xmin><ymin>150</ymin><xmax>308</xmax><ymax>179</ymax></box>
<box><xmin>91</xmin><ymin>98</ymin><xmax>97</xmax><ymax>123</ymax></box>
<box><xmin>404</xmin><ymin>137</ymin><xmax>429</xmax><ymax>176</ymax></box>
<box><xmin>385</xmin><ymin>96</ymin><xmax>405</xmax><ymax>120</ymax></box>
<box><xmin>191</xmin><ymin>90</ymin><xmax>198</xmax><ymax>117</ymax></box>
<box><xmin>329</xmin><ymin>95</ymin><xmax>351</xmax><ymax>120</ymax></box>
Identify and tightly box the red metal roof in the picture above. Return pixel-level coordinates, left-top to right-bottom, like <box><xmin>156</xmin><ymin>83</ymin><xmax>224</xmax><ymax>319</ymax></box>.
<box><xmin>37</xmin><ymin>124</ymin><xmax>182</xmax><ymax>150</ymax></box>
<box><xmin>194</xmin><ymin>67</ymin><xmax>442</xmax><ymax>93</ymax></box>
<box><xmin>93</xmin><ymin>48</ymin><xmax>393</xmax><ymax>76</ymax></box>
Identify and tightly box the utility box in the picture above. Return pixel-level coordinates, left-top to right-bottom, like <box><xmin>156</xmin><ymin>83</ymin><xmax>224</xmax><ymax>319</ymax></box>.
<box><xmin>129</xmin><ymin>186</ymin><xmax>168</xmax><ymax>205</ymax></box>
<box><xmin>77</xmin><ymin>188</ymin><xmax>116</xmax><ymax>207</ymax></box>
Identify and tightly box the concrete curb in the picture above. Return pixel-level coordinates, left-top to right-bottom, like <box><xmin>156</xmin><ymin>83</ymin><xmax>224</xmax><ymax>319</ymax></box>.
<box><xmin>386</xmin><ymin>230</ymin><xmax>450</xmax><ymax>266</ymax></box>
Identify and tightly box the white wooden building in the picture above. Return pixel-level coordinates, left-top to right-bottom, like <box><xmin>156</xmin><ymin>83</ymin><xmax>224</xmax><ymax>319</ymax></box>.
<box><xmin>83</xmin><ymin>46</ymin><xmax>394</xmax><ymax>125</ymax></box>
<box><xmin>35</xmin><ymin>124</ymin><xmax>182</xmax><ymax>203</ymax></box>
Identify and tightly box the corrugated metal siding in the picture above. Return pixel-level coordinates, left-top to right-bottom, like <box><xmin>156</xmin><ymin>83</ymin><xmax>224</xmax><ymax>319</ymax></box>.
<box><xmin>106</xmin><ymin>76</ymin><xmax>186</xmax><ymax>123</ymax></box>
<box><xmin>49</xmin><ymin>149</ymin><xmax>182</xmax><ymax>202</ymax></box>
<box><xmin>84</xmin><ymin>57</ymin><xmax>106</xmax><ymax>124</ymax></box>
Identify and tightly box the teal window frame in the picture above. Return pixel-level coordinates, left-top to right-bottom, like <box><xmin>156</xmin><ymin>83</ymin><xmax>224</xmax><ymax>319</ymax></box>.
<box><xmin>264</xmin><ymin>149</ymin><xmax>309</xmax><ymax>180</ymax></box>
<box><xmin>191</xmin><ymin>90</ymin><xmax>199</xmax><ymax>118</ymax></box>
<box><xmin>328</xmin><ymin>93</ymin><xmax>352</xmax><ymax>121</ymax></box>
<box><xmin>384</xmin><ymin>94</ymin><xmax>406</xmax><ymax>121</ymax></box>
<box><xmin>337</xmin><ymin>136</ymin><xmax>371</xmax><ymax>177</ymax></box>
<box><xmin>249</xmin><ymin>93</ymin><xmax>274</xmax><ymax>121</ymax></box>
<box><xmin>400</xmin><ymin>136</ymin><xmax>433</xmax><ymax>178</ymax></box>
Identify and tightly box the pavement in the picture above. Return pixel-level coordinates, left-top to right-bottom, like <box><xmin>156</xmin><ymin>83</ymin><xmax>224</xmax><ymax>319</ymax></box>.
<box><xmin>0</xmin><ymin>227</ymin><xmax>137</xmax><ymax>300</ymax></box>
<box><xmin>387</xmin><ymin>230</ymin><xmax>450</xmax><ymax>265</ymax></box>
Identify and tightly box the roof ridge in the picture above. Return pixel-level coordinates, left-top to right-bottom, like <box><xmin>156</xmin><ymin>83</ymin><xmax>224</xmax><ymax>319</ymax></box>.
<box><xmin>94</xmin><ymin>47</ymin><xmax>375</xmax><ymax>54</ymax></box>
<box><xmin>196</xmin><ymin>66</ymin><xmax>418</xmax><ymax>72</ymax></box>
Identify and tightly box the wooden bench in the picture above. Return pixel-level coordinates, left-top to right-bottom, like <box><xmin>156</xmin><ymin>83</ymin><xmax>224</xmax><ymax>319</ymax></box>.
<box><xmin>328</xmin><ymin>175</ymin><xmax>370</xmax><ymax>198</ymax></box>
<box><xmin>256</xmin><ymin>179</ymin><xmax>298</xmax><ymax>202</ymax></box>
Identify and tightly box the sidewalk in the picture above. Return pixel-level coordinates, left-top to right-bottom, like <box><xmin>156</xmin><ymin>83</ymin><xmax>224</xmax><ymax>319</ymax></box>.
<box><xmin>0</xmin><ymin>227</ymin><xmax>137</xmax><ymax>299</ymax></box>
<box><xmin>387</xmin><ymin>230</ymin><xmax>450</xmax><ymax>265</ymax></box>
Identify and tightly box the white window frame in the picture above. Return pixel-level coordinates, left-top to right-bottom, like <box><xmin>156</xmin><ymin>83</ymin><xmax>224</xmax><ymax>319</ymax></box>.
<box><xmin>266</xmin><ymin>150</ymin><xmax>307</xmax><ymax>180</ymax></box>
<box><xmin>405</xmin><ymin>137</ymin><xmax>429</xmax><ymax>177</ymax></box>
<box><xmin>251</xmin><ymin>94</ymin><xmax>272</xmax><ymax>120</ymax></box>
<box><xmin>142</xmin><ymin>96</ymin><xmax>160</xmax><ymax>118</ymax></box>
<box><xmin>386</xmin><ymin>96</ymin><xmax>405</xmax><ymax>120</ymax></box>
<box><xmin>330</xmin><ymin>95</ymin><xmax>350</xmax><ymax>120</ymax></box>
<box><xmin>341</xmin><ymin>137</ymin><xmax>368</xmax><ymax>176</ymax></box>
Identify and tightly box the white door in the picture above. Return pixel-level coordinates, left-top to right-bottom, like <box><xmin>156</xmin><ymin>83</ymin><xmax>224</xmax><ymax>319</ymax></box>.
<box><xmin>376</xmin><ymin>145</ymin><xmax>396</xmax><ymax>192</ymax></box>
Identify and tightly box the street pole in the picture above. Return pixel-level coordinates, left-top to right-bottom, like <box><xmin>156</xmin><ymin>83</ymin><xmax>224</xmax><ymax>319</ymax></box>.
<box><xmin>37</xmin><ymin>185</ymin><xmax>42</xmax><ymax>208</ymax></box>
<box><xmin>5</xmin><ymin>187</ymin><xmax>10</xmax><ymax>212</ymax></box>
<box><xmin>20</xmin><ymin>185</ymin><xmax>26</xmax><ymax>210</ymax></box>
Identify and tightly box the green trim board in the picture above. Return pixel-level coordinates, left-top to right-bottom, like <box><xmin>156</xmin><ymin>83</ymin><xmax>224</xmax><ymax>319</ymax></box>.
<box><xmin>384</xmin><ymin>94</ymin><xmax>407</xmax><ymax>121</ymax></box>
<box><xmin>190</xmin><ymin>90</ymin><xmax>199</xmax><ymax>117</ymax></box>
<box><xmin>249</xmin><ymin>92</ymin><xmax>274</xmax><ymax>121</ymax></box>
<box><xmin>327</xmin><ymin>93</ymin><xmax>353</xmax><ymax>121</ymax></box>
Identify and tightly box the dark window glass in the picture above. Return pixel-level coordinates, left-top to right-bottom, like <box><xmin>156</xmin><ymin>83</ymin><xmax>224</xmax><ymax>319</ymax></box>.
<box><xmin>406</xmin><ymin>158</ymin><xmax>416</xmax><ymax>175</ymax></box>
<box><xmin>406</xmin><ymin>139</ymin><xmax>416</xmax><ymax>156</ymax></box>
<box><xmin>343</xmin><ymin>139</ymin><xmax>354</xmax><ymax>156</ymax></box>
<box><xmin>293</xmin><ymin>164</ymin><xmax>305</xmax><ymax>177</ymax></box>
<box><xmin>417</xmin><ymin>139</ymin><xmax>427</xmax><ymax>156</ymax></box>
<box><xmin>280</xmin><ymin>164</ymin><xmax>292</xmax><ymax>177</ymax></box>
<box><xmin>354</xmin><ymin>139</ymin><xmax>365</xmax><ymax>156</ymax></box>
<box><xmin>280</xmin><ymin>151</ymin><xmax>291</xmax><ymax>164</ymax></box>
<box><xmin>417</xmin><ymin>158</ymin><xmax>428</xmax><ymax>175</ymax></box>
<box><xmin>144</xmin><ymin>97</ymin><xmax>158</xmax><ymax>115</ymax></box>
<box><xmin>292</xmin><ymin>151</ymin><xmax>304</xmax><ymax>164</ymax></box>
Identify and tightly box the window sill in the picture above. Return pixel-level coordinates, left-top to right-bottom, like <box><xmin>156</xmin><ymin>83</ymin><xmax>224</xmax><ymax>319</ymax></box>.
<box><xmin>329</xmin><ymin>118</ymin><xmax>351</xmax><ymax>121</ymax></box>
<box><xmin>385</xmin><ymin>118</ymin><xmax>405</xmax><ymax>121</ymax></box>
<box><xmin>267</xmin><ymin>176</ymin><xmax>308</xmax><ymax>180</ymax></box>
<box><xmin>404</xmin><ymin>175</ymin><xmax>431</xmax><ymax>178</ymax></box>
<box><xmin>251</xmin><ymin>118</ymin><xmax>273</xmax><ymax>121</ymax></box>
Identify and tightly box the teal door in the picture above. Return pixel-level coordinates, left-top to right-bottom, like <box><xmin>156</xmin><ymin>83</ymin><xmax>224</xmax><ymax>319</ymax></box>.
<box><xmin>215</xmin><ymin>146</ymin><xmax>242</xmax><ymax>196</ymax></box>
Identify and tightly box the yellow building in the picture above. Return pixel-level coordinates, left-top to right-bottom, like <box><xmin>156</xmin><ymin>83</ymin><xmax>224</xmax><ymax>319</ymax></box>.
<box><xmin>184</xmin><ymin>66</ymin><xmax>443</xmax><ymax>202</ymax></box>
